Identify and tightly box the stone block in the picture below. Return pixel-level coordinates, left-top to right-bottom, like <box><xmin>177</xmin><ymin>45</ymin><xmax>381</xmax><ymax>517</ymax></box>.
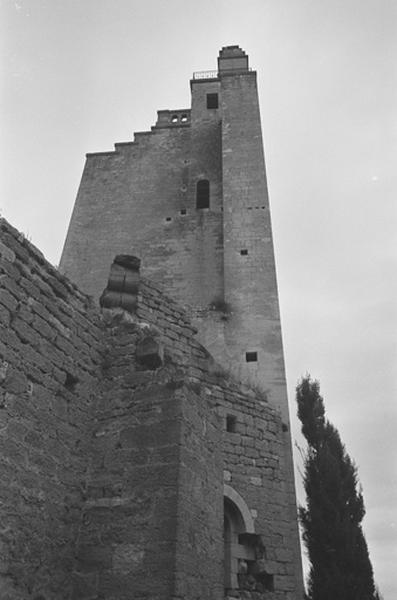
<box><xmin>0</xmin><ymin>288</ymin><xmax>18</xmax><ymax>312</ymax></box>
<box><xmin>113</xmin><ymin>544</ymin><xmax>145</xmax><ymax>574</ymax></box>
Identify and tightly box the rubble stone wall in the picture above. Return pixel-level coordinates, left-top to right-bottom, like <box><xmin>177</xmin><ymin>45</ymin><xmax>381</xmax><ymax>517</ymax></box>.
<box><xmin>0</xmin><ymin>218</ymin><xmax>103</xmax><ymax>600</ymax></box>
<box><xmin>0</xmin><ymin>219</ymin><xmax>302</xmax><ymax>599</ymax></box>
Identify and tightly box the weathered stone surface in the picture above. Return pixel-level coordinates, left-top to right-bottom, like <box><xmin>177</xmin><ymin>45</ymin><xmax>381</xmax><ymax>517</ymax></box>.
<box><xmin>135</xmin><ymin>335</ymin><xmax>163</xmax><ymax>369</ymax></box>
<box><xmin>0</xmin><ymin>214</ymin><xmax>303</xmax><ymax>598</ymax></box>
<box><xmin>0</xmin><ymin>43</ymin><xmax>304</xmax><ymax>600</ymax></box>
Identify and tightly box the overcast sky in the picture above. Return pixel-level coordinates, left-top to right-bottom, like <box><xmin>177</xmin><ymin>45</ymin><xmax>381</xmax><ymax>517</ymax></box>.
<box><xmin>1</xmin><ymin>0</ymin><xmax>396</xmax><ymax>596</ymax></box>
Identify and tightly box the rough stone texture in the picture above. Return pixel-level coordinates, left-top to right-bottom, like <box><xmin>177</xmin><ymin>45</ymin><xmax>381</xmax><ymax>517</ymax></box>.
<box><xmin>2</xmin><ymin>45</ymin><xmax>305</xmax><ymax>599</ymax></box>
<box><xmin>0</xmin><ymin>219</ymin><xmax>103</xmax><ymax>600</ymax></box>
<box><xmin>77</xmin><ymin>304</ymin><xmax>223</xmax><ymax>600</ymax></box>
<box><xmin>1</xmin><ymin>216</ymin><xmax>303</xmax><ymax>598</ymax></box>
<box><xmin>59</xmin><ymin>46</ymin><xmax>289</xmax><ymax>425</ymax></box>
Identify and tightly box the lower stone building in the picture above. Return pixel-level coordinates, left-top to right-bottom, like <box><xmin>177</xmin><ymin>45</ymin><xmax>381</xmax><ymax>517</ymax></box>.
<box><xmin>0</xmin><ymin>218</ymin><xmax>303</xmax><ymax>599</ymax></box>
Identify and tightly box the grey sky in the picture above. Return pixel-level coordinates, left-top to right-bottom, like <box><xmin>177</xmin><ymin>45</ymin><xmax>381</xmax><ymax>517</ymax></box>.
<box><xmin>1</xmin><ymin>0</ymin><xmax>396</xmax><ymax>596</ymax></box>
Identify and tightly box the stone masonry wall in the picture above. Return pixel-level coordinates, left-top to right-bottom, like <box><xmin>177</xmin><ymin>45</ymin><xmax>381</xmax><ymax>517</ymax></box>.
<box><xmin>0</xmin><ymin>218</ymin><xmax>104</xmax><ymax>600</ymax></box>
<box><xmin>0</xmin><ymin>221</ymin><xmax>225</xmax><ymax>600</ymax></box>
<box><xmin>58</xmin><ymin>51</ymin><xmax>294</xmax><ymax>431</ymax></box>
<box><xmin>132</xmin><ymin>278</ymin><xmax>303</xmax><ymax>598</ymax></box>
<box><xmin>60</xmin><ymin>120</ymin><xmax>224</xmax><ymax>311</ymax></box>
<box><xmin>74</xmin><ymin>305</ymin><xmax>224</xmax><ymax>600</ymax></box>
<box><xmin>1</xmin><ymin>218</ymin><xmax>302</xmax><ymax>599</ymax></box>
<box><xmin>132</xmin><ymin>277</ymin><xmax>303</xmax><ymax>598</ymax></box>
<box><xmin>220</xmin><ymin>70</ymin><xmax>289</xmax><ymax>423</ymax></box>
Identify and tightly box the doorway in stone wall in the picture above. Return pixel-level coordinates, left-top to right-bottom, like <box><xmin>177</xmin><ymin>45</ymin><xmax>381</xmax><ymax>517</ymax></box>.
<box><xmin>224</xmin><ymin>496</ymin><xmax>255</xmax><ymax>593</ymax></box>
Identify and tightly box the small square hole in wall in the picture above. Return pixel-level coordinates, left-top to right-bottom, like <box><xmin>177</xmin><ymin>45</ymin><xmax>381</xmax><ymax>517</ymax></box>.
<box><xmin>240</xmin><ymin>249</ymin><xmax>248</xmax><ymax>256</ymax></box>
<box><xmin>180</xmin><ymin>209</ymin><xmax>186</xmax><ymax>215</ymax></box>
<box><xmin>165</xmin><ymin>217</ymin><xmax>172</xmax><ymax>222</ymax></box>
<box><xmin>246</xmin><ymin>351</ymin><xmax>258</xmax><ymax>363</ymax></box>
<box><xmin>226</xmin><ymin>414</ymin><xmax>237</xmax><ymax>433</ymax></box>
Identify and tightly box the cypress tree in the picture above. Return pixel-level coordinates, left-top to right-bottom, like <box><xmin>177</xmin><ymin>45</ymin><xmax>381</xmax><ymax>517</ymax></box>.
<box><xmin>296</xmin><ymin>376</ymin><xmax>378</xmax><ymax>600</ymax></box>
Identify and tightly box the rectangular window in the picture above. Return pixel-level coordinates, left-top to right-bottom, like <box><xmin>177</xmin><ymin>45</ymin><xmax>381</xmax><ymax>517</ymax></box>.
<box><xmin>196</xmin><ymin>179</ymin><xmax>210</xmax><ymax>209</ymax></box>
<box><xmin>206</xmin><ymin>93</ymin><xmax>218</xmax><ymax>109</ymax></box>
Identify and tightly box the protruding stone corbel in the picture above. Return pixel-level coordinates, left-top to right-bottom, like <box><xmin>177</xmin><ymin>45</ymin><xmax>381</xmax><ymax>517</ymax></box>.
<box><xmin>100</xmin><ymin>255</ymin><xmax>140</xmax><ymax>313</ymax></box>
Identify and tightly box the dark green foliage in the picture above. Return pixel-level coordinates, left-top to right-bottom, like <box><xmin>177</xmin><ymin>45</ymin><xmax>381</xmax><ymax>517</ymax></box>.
<box><xmin>296</xmin><ymin>376</ymin><xmax>378</xmax><ymax>600</ymax></box>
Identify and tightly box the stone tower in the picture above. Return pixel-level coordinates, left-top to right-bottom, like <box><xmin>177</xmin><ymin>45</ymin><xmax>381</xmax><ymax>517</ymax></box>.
<box><xmin>60</xmin><ymin>45</ymin><xmax>288</xmax><ymax>423</ymax></box>
<box><xmin>51</xmin><ymin>45</ymin><xmax>305</xmax><ymax>598</ymax></box>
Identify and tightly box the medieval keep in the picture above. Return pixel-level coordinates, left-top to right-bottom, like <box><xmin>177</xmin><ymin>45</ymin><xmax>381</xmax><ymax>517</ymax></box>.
<box><xmin>0</xmin><ymin>47</ymin><xmax>304</xmax><ymax>599</ymax></box>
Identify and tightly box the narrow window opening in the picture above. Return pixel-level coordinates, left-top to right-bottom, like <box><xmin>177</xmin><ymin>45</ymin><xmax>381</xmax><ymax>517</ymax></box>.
<box><xmin>245</xmin><ymin>352</ymin><xmax>258</xmax><ymax>363</ymax></box>
<box><xmin>196</xmin><ymin>179</ymin><xmax>210</xmax><ymax>209</ymax></box>
<box><xmin>171</xmin><ymin>114</ymin><xmax>178</xmax><ymax>123</ymax></box>
<box><xmin>240</xmin><ymin>249</ymin><xmax>248</xmax><ymax>256</ymax></box>
<box><xmin>206</xmin><ymin>93</ymin><xmax>219</xmax><ymax>109</ymax></box>
<box><xmin>282</xmin><ymin>423</ymin><xmax>289</xmax><ymax>433</ymax></box>
<box><xmin>64</xmin><ymin>372</ymin><xmax>78</xmax><ymax>391</ymax></box>
<box><xmin>226</xmin><ymin>414</ymin><xmax>237</xmax><ymax>433</ymax></box>
<box><xmin>180</xmin><ymin>209</ymin><xmax>186</xmax><ymax>215</ymax></box>
<box><xmin>180</xmin><ymin>114</ymin><xmax>188</xmax><ymax>122</ymax></box>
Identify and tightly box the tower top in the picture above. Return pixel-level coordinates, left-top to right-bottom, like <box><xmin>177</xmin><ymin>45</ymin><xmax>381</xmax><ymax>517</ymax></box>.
<box><xmin>218</xmin><ymin>45</ymin><xmax>249</xmax><ymax>73</ymax></box>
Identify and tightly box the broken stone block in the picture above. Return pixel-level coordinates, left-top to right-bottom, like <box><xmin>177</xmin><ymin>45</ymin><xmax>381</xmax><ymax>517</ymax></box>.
<box><xmin>107</xmin><ymin>263</ymin><xmax>127</xmax><ymax>292</ymax></box>
<box><xmin>100</xmin><ymin>254</ymin><xmax>141</xmax><ymax>314</ymax></box>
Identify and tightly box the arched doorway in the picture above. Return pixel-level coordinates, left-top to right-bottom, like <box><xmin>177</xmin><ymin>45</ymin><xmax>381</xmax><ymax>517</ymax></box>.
<box><xmin>224</xmin><ymin>496</ymin><xmax>256</xmax><ymax>590</ymax></box>
<box><xmin>223</xmin><ymin>486</ymin><xmax>274</xmax><ymax>595</ymax></box>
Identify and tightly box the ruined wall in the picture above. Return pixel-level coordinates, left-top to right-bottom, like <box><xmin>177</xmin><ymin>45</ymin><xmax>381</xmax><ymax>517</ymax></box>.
<box><xmin>1</xmin><ymin>218</ymin><xmax>302</xmax><ymax>599</ymax></box>
<box><xmin>0</xmin><ymin>221</ymin><xmax>226</xmax><ymax>600</ymax></box>
<box><xmin>0</xmin><ymin>219</ymin><xmax>103</xmax><ymax>600</ymax></box>
<box><xmin>127</xmin><ymin>275</ymin><xmax>303</xmax><ymax>599</ymax></box>
<box><xmin>74</xmin><ymin>299</ymin><xmax>224</xmax><ymax>600</ymax></box>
